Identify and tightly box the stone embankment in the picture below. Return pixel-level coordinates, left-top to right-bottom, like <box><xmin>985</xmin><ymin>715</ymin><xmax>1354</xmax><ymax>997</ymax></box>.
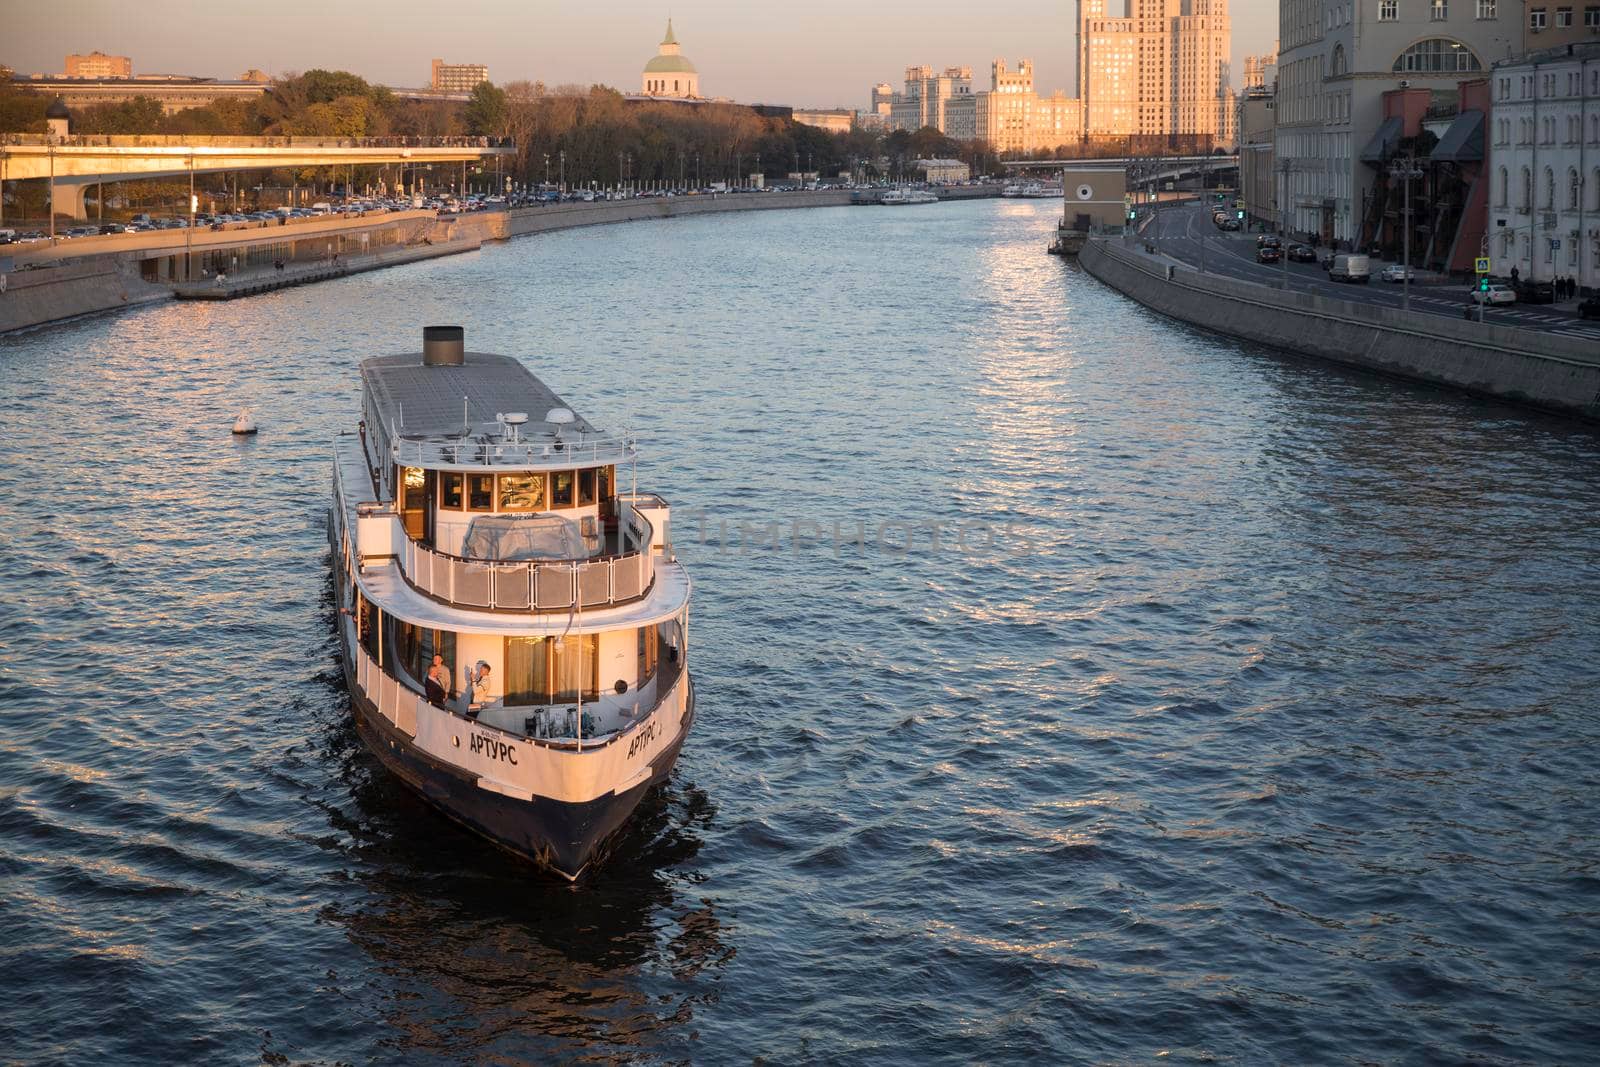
<box><xmin>0</xmin><ymin>191</ymin><xmax>860</xmax><ymax>333</ymax></box>
<box><xmin>1077</xmin><ymin>237</ymin><xmax>1600</xmax><ymax>422</ymax></box>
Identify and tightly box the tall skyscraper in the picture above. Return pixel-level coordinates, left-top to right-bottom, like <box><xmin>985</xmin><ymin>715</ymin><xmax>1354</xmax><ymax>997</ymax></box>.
<box><xmin>1078</xmin><ymin>0</ymin><xmax>1232</xmax><ymax>144</ymax></box>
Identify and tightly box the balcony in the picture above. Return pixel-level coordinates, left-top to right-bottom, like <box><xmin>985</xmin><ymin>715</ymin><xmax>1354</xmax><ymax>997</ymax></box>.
<box><xmin>356</xmin><ymin>502</ymin><xmax>660</xmax><ymax>612</ymax></box>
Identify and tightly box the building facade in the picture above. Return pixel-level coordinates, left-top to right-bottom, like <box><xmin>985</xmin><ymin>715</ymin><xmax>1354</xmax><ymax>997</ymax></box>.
<box><xmin>16</xmin><ymin>74</ymin><xmax>270</xmax><ymax>115</ymax></box>
<box><xmin>889</xmin><ymin>66</ymin><xmax>974</xmax><ymax>131</ymax></box>
<box><xmin>430</xmin><ymin>59</ymin><xmax>488</xmax><ymax>92</ymax></box>
<box><xmin>1077</xmin><ymin>0</ymin><xmax>1232</xmax><ymax>143</ymax></box>
<box><xmin>882</xmin><ymin>59</ymin><xmax>1080</xmax><ymax>152</ymax></box>
<box><xmin>1275</xmin><ymin>0</ymin><xmax>1516</xmax><ymax>244</ymax></box>
<box><xmin>1488</xmin><ymin>42</ymin><xmax>1600</xmax><ymax>289</ymax></box>
<box><xmin>1239</xmin><ymin>89</ymin><xmax>1278</xmax><ymax>227</ymax></box>
<box><xmin>793</xmin><ymin>108</ymin><xmax>856</xmax><ymax>134</ymax></box>
<box><xmin>64</xmin><ymin>52</ymin><xmax>132</xmax><ymax>79</ymax></box>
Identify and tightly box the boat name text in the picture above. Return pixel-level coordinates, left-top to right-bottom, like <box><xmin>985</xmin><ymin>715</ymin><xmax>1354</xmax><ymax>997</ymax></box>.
<box><xmin>627</xmin><ymin>721</ymin><xmax>658</xmax><ymax>759</ymax></box>
<box><xmin>470</xmin><ymin>732</ymin><xmax>518</xmax><ymax>765</ymax></box>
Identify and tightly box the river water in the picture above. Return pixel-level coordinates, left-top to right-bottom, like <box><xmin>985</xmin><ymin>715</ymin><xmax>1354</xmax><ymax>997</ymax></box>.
<box><xmin>2</xmin><ymin>200</ymin><xmax>1599</xmax><ymax>1064</ymax></box>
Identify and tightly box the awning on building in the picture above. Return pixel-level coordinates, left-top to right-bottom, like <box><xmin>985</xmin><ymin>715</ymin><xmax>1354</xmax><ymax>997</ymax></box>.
<box><xmin>1360</xmin><ymin>116</ymin><xmax>1404</xmax><ymax>165</ymax></box>
<box><xmin>1430</xmin><ymin>109</ymin><xmax>1484</xmax><ymax>163</ymax></box>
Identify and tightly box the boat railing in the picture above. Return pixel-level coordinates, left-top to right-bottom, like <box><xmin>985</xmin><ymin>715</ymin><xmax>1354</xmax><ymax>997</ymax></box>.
<box><xmin>390</xmin><ymin>432</ymin><xmax>634</xmax><ymax>469</ymax></box>
<box><xmin>386</xmin><ymin>506</ymin><xmax>656</xmax><ymax>612</ymax></box>
<box><xmin>351</xmin><ymin>633</ymin><xmax>683</xmax><ymax>753</ymax></box>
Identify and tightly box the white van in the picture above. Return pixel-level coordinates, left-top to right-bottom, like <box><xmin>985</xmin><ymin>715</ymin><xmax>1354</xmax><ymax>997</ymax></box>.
<box><xmin>310</xmin><ymin>202</ymin><xmax>332</xmax><ymax>215</ymax></box>
<box><xmin>1329</xmin><ymin>253</ymin><xmax>1371</xmax><ymax>284</ymax></box>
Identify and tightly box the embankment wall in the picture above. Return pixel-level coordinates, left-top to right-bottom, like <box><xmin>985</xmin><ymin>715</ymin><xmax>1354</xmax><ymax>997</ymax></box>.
<box><xmin>0</xmin><ymin>257</ymin><xmax>171</xmax><ymax>333</ymax></box>
<box><xmin>1078</xmin><ymin>238</ymin><xmax>1600</xmax><ymax>421</ymax></box>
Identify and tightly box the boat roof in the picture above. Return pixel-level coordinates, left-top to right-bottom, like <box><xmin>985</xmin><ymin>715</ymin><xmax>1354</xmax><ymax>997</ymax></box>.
<box><xmin>361</xmin><ymin>351</ymin><xmax>600</xmax><ymax>438</ymax></box>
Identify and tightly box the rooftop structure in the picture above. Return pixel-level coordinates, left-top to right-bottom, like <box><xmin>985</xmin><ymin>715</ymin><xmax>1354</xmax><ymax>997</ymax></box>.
<box><xmin>641</xmin><ymin>19</ymin><xmax>700</xmax><ymax>98</ymax></box>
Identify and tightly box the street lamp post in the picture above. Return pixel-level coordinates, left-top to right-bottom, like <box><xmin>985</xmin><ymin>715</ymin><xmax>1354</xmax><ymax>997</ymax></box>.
<box><xmin>559</xmin><ymin>151</ymin><xmax>565</xmax><ymax>192</ymax></box>
<box><xmin>1277</xmin><ymin>158</ymin><xmax>1294</xmax><ymax>290</ymax></box>
<box><xmin>186</xmin><ymin>154</ymin><xmax>196</xmax><ymax>281</ymax></box>
<box><xmin>544</xmin><ymin>153</ymin><xmax>550</xmax><ymax>187</ymax></box>
<box><xmin>1390</xmin><ymin>155</ymin><xmax>1424</xmax><ymax>311</ymax></box>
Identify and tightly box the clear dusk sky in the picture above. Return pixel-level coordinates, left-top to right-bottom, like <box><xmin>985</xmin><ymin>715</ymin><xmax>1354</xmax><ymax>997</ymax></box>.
<box><xmin>9</xmin><ymin>0</ymin><xmax>1277</xmax><ymax>110</ymax></box>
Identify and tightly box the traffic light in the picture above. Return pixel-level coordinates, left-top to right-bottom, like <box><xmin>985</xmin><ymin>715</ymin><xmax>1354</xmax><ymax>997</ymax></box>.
<box><xmin>1478</xmin><ymin>276</ymin><xmax>1490</xmax><ymax>292</ymax></box>
<box><xmin>1236</xmin><ymin>209</ymin><xmax>1245</xmax><ymax>220</ymax></box>
<box><xmin>1127</xmin><ymin>209</ymin><xmax>1136</xmax><ymax>221</ymax></box>
<box><xmin>1215</xmin><ymin>192</ymin><xmax>1224</xmax><ymax>201</ymax></box>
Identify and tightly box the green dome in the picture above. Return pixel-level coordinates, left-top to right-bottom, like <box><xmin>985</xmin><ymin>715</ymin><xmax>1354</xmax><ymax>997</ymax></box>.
<box><xmin>644</xmin><ymin>54</ymin><xmax>697</xmax><ymax>74</ymax></box>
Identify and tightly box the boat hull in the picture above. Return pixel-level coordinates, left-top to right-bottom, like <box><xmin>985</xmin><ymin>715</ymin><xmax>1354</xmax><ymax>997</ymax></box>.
<box><xmin>341</xmin><ymin>651</ymin><xmax>695</xmax><ymax>881</ymax></box>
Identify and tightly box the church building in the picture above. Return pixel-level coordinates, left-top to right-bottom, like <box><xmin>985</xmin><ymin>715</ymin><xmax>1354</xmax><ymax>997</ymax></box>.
<box><xmin>641</xmin><ymin>20</ymin><xmax>700</xmax><ymax>99</ymax></box>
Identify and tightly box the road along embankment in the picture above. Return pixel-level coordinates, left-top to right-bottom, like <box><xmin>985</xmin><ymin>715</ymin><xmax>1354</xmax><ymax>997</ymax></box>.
<box><xmin>1078</xmin><ymin>237</ymin><xmax>1600</xmax><ymax>422</ymax></box>
<box><xmin>1</xmin><ymin>192</ymin><xmax>856</xmax><ymax>334</ymax></box>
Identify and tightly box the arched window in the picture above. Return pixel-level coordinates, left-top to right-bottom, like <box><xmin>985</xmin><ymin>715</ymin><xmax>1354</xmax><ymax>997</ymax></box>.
<box><xmin>1545</xmin><ymin>167</ymin><xmax>1556</xmax><ymax>209</ymax></box>
<box><xmin>1393</xmin><ymin>38</ymin><xmax>1483</xmax><ymax>72</ymax></box>
<box><xmin>1571</xmin><ymin>168</ymin><xmax>1582</xmax><ymax>211</ymax></box>
<box><xmin>1497</xmin><ymin>166</ymin><xmax>1508</xmax><ymax>206</ymax></box>
<box><xmin>1332</xmin><ymin>44</ymin><xmax>1348</xmax><ymax>75</ymax></box>
<box><xmin>1519</xmin><ymin>166</ymin><xmax>1532</xmax><ymax>210</ymax></box>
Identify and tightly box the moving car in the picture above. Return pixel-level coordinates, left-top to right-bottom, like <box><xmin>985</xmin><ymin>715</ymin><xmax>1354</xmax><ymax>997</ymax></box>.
<box><xmin>1469</xmin><ymin>283</ymin><xmax>1517</xmax><ymax>305</ymax></box>
<box><xmin>1287</xmin><ymin>244</ymin><xmax>1317</xmax><ymax>262</ymax></box>
<box><xmin>1579</xmin><ymin>296</ymin><xmax>1600</xmax><ymax>320</ymax></box>
<box><xmin>1256</xmin><ymin>246</ymin><xmax>1282</xmax><ymax>263</ymax></box>
<box><xmin>1256</xmin><ymin>234</ymin><xmax>1281</xmax><ymax>248</ymax></box>
<box><xmin>1379</xmin><ymin>264</ymin><xmax>1416</xmax><ymax>283</ymax></box>
<box><xmin>1328</xmin><ymin>253</ymin><xmax>1372</xmax><ymax>283</ymax></box>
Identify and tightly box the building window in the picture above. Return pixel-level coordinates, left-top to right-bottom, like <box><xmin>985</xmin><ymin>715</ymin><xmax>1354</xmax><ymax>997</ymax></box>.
<box><xmin>1587</xmin><ymin>5</ymin><xmax>1600</xmax><ymax>25</ymax></box>
<box><xmin>1380</xmin><ymin>0</ymin><xmax>1398</xmax><ymax>18</ymax></box>
<box><xmin>1477</xmin><ymin>0</ymin><xmax>1497</xmax><ymax>15</ymax></box>
<box><xmin>1432</xmin><ymin>0</ymin><xmax>1449</xmax><ymax>16</ymax></box>
<box><xmin>1393</xmin><ymin>38</ymin><xmax>1483</xmax><ymax>71</ymax></box>
<box><xmin>1530</xmin><ymin>7</ymin><xmax>1547</xmax><ymax>28</ymax></box>
<box><xmin>1497</xmin><ymin>165</ymin><xmax>1509</xmax><ymax>205</ymax></box>
<box><xmin>1557</xmin><ymin>6</ymin><xmax>1573</xmax><ymax>24</ymax></box>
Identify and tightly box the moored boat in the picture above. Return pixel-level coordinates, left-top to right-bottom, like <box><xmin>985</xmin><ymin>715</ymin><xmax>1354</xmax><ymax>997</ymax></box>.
<box><xmin>329</xmin><ymin>326</ymin><xmax>693</xmax><ymax>880</ymax></box>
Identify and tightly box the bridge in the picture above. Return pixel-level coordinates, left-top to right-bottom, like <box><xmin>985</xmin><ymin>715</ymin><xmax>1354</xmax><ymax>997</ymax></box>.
<box><xmin>1003</xmin><ymin>154</ymin><xmax>1238</xmax><ymax>186</ymax></box>
<box><xmin>0</xmin><ymin>134</ymin><xmax>515</xmax><ymax>220</ymax></box>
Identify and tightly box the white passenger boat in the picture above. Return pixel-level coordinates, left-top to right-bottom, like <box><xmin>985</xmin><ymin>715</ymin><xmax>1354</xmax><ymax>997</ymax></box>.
<box><xmin>882</xmin><ymin>188</ymin><xmax>939</xmax><ymax>205</ymax></box>
<box><xmin>329</xmin><ymin>326</ymin><xmax>693</xmax><ymax>881</ymax></box>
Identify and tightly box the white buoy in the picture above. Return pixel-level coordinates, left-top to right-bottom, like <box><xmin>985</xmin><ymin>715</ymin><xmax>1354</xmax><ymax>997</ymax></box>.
<box><xmin>231</xmin><ymin>409</ymin><xmax>258</xmax><ymax>436</ymax></box>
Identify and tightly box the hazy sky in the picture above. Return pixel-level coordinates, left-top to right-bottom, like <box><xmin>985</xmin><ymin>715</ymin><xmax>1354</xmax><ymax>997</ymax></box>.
<box><xmin>9</xmin><ymin>0</ymin><xmax>1277</xmax><ymax>110</ymax></box>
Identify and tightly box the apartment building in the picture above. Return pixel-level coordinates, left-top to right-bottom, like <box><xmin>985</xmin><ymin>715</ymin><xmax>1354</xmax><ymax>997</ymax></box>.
<box><xmin>1488</xmin><ymin>41</ymin><xmax>1600</xmax><ymax>289</ymax></box>
<box><xmin>1275</xmin><ymin>0</ymin><xmax>1516</xmax><ymax>244</ymax></box>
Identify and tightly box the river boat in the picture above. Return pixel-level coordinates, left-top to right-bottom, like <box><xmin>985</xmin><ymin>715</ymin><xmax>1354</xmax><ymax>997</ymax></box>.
<box><xmin>882</xmin><ymin>188</ymin><xmax>939</xmax><ymax>205</ymax></box>
<box><xmin>329</xmin><ymin>326</ymin><xmax>693</xmax><ymax>881</ymax></box>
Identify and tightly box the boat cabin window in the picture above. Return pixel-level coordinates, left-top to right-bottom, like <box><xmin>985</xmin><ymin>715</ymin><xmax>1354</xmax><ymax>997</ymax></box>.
<box><xmin>467</xmin><ymin>474</ymin><xmax>494</xmax><ymax>511</ymax></box>
<box><xmin>504</xmin><ymin>634</ymin><xmax>598</xmax><ymax>705</ymax></box>
<box><xmin>578</xmin><ymin>468</ymin><xmax>597</xmax><ymax>506</ymax></box>
<box><xmin>389</xmin><ymin>618</ymin><xmax>457</xmax><ymax>695</ymax></box>
<box><xmin>598</xmin><ymin>465</ymin><xmax>615</xmax><ymax>502</ymax></box>
<box><xmin>551</xmin><ymin>470</ymin><xmax>574</xmax><ymax>509</ymax></box>
<box><xmin>401</xmin><ymin>467</ymin><xmax>430</xmax><ymax>540</ymax></box>
<box><xmin>498</xmin><ymin>472</ymin><xmax>545</xmax><ymax>512</ymax></box>
<box><xmin>440</xmin><ymin>472</ymin><xmax>464</xmax><ymax>510</ymax></box>
<box><xmin>638</xmin><ymin>624</ymin><xmax>657</xmax><ymax>683</ymax></box>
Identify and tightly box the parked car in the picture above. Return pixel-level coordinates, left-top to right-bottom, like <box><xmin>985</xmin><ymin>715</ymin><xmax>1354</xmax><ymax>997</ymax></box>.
<box><xmin>1515</xmin><ymin>280</ymin><xmax>1555</xmax><ymax>304</ymax></box>
<box><xmin>1379</xmin><ymin>264</ymin><xmax>1416</xmax><ymax>283</ymax></box>
<box><xmin>1329</xmin><ymin>253</ymin><xmax>1372</xmax><ymax>283</ymax></box>
<box><xmin>1469</xmin><ymin>283</ymin><xmax>1517</xmax><ymax>305</ymax></box>
<box><xmin>1579</xmin><ymin>296</ymin><xmax>1600</xmax><ymax>319</ymax></box>
<box><xmin>1256</xmin><ymin>246</ymin><xmax>1282</xmax><ymax>263</ymax></box>
<box><xmin>1287</xmin><ymin>244</ymin><xmax>1317</xmax><ymax>262</ymax></box>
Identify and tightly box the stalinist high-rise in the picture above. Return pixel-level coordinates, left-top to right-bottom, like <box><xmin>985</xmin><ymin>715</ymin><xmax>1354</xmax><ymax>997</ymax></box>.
<box><xmin>1077</xmin><ymin>0</ymin><xmax>1231</xmax><ymax>145</ymax></box>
